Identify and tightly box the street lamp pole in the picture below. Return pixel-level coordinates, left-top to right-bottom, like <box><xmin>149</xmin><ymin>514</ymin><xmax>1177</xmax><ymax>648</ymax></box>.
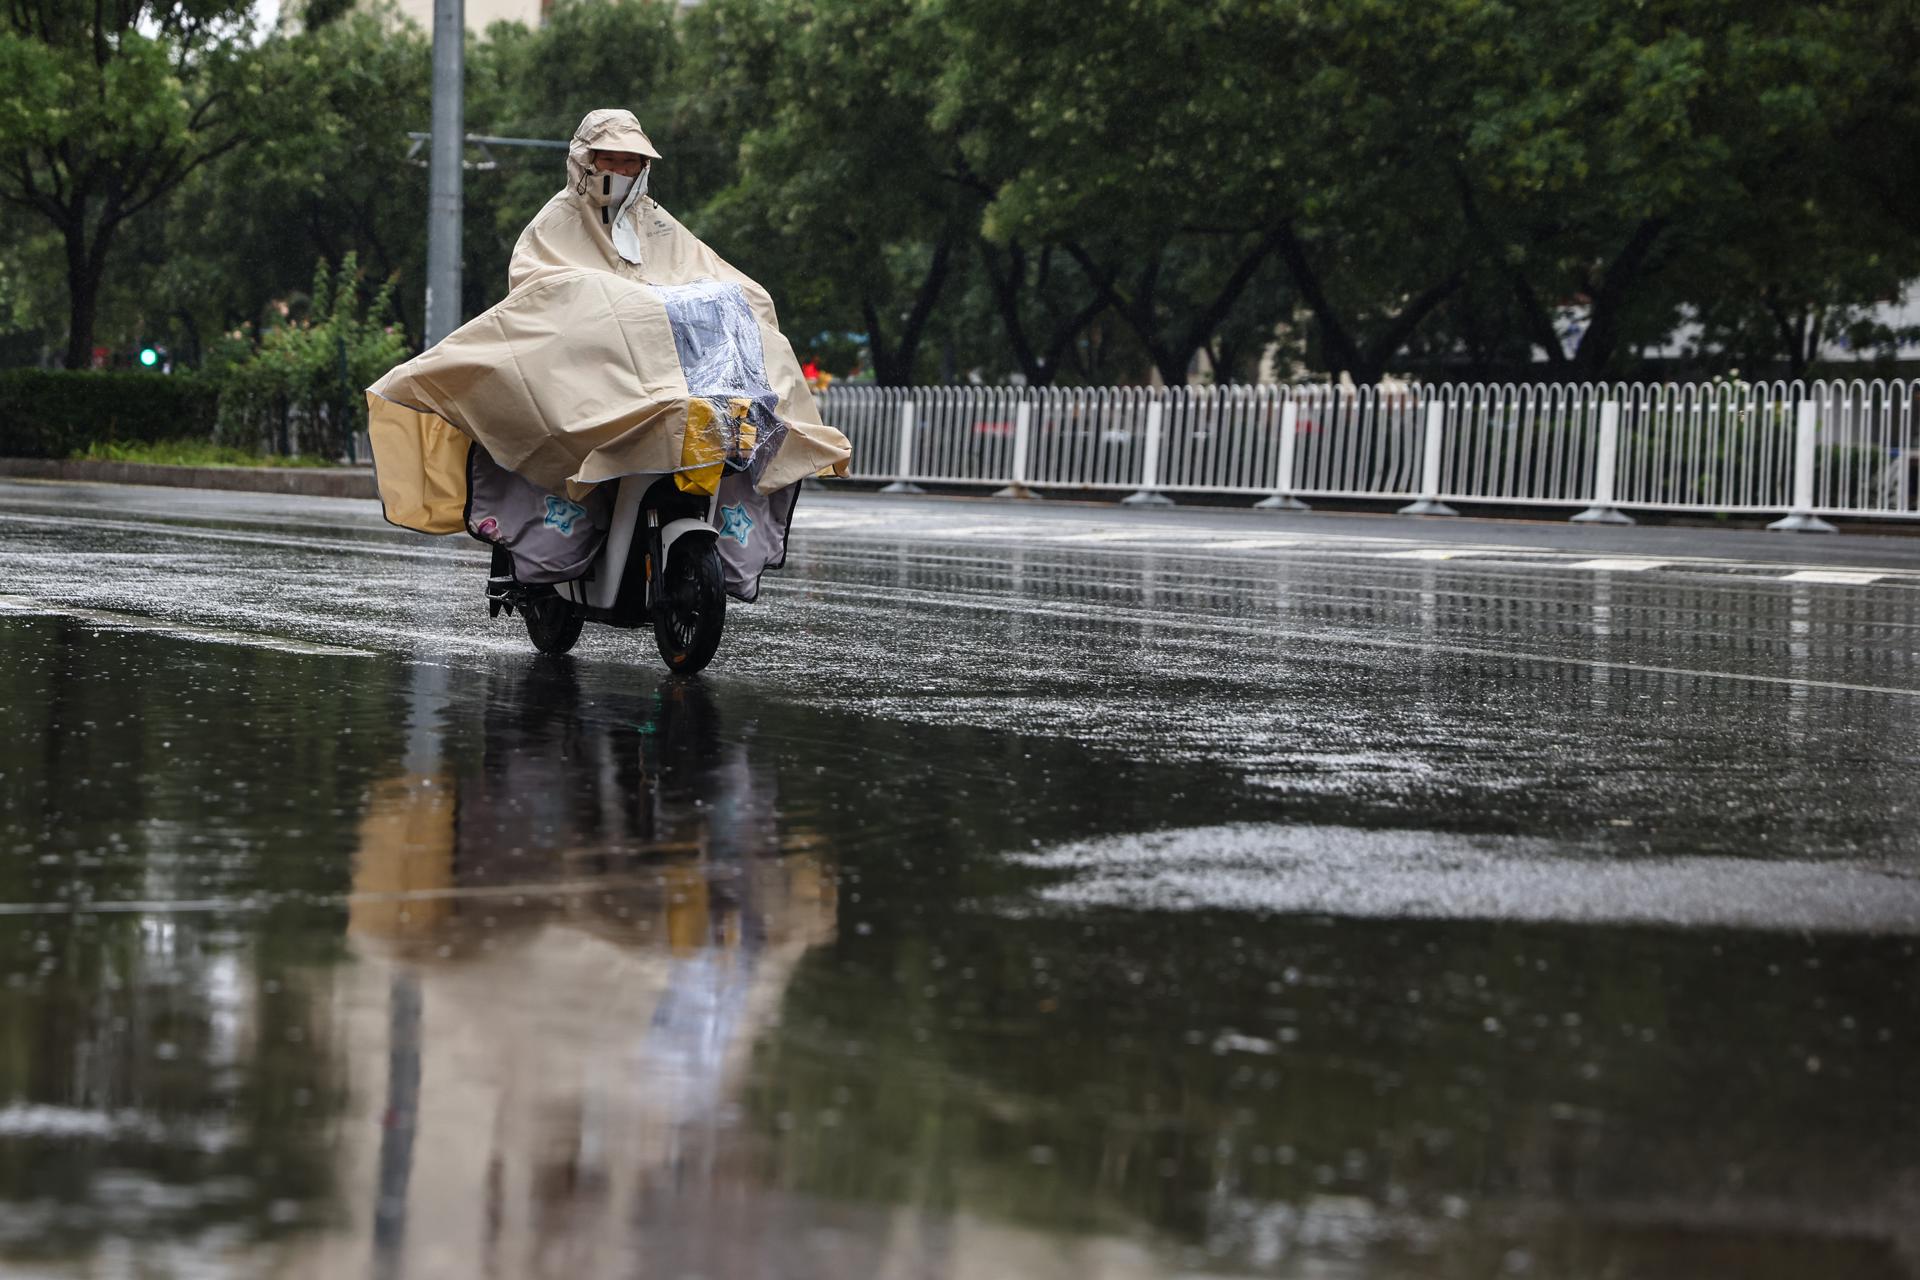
<box><xmin>425</xmin><ymin>0</ymin><xmax>464</xmax><ymax>348</ymax></box>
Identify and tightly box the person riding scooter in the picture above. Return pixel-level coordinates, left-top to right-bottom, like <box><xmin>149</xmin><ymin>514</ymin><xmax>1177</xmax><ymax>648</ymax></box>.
<box><xmin>363</xmin><ymin>109</ymin><xmax>849</xmax><ymax>670</ymax></box>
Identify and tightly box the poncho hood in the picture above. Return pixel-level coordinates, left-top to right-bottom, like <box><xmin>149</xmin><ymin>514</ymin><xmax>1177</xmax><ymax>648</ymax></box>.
<box><xmin>567</xmin><ymin>108</ymin><xmax>662</xmax><ymax>197</ymax></box>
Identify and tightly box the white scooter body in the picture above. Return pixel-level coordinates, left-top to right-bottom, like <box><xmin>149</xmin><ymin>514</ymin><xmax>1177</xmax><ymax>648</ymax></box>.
<box><xmin>552</xmin><ymin>474</ymin><xmax>720</xmax><ymax>613</ymax></box>
<box><xmin>488</xmin><ymin>469</ymin><xmax>729</xmax><ymax>672</ymax></box>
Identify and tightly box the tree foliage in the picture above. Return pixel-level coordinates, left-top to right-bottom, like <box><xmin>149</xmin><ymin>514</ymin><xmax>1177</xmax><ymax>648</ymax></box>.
<box><xmin>0</xmin><ymin>0</ymin><xmax>1915</xmax><ymax>386</ymax></box>
<box><xmin>0</xmin><ymin>0</ymin><xmax>277</xmax><ymax>366</ymax></box>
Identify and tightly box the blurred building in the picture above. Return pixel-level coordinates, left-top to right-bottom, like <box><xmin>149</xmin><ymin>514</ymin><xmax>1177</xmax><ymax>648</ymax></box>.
<box><xmin>389</xmin><ymin>0</ymin><xmax>701</xmax><ymax>30</ymax></box>
<box><xmin>390</xmin><ymin>0</ymin><xmax>543</xmax><ymax>28</ymax></box>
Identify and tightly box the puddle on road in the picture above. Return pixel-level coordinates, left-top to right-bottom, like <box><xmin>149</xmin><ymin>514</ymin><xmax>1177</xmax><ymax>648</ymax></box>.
<box><xmin>1013</xmin><ymin>823</ymin><xmax>1920</xmax><ymax>932</ymax></box>
<box><xmin>0</xmin><ymin>594</ymin><xmax>376</xmax><ymax>658</ymax></box>
<box><xmin>3</xmin><ymin>556</ymin><xmax>1920</xmax><ymax>1278</ymax></box>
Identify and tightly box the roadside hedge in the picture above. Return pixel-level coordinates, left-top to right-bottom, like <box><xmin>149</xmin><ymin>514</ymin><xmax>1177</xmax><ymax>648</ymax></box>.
<box><xmin>209</xmin><ymin>256</ymin><xmax>409</xmax><ymax>460</ymax></box>
<box><xmin>0</xmin><ymin>370</ymin><xmax>219</xmax><ymax>459</ymax></box>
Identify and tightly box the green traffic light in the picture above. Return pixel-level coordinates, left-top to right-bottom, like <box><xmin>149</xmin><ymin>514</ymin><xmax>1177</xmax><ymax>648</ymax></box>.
<box><xmin>139</xmin><ymin>348</ymin><xmax>158</xmax><ymax>367</ymax></box>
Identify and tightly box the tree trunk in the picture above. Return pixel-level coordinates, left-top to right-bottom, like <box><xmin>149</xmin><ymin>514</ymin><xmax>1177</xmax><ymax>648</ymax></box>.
<box><xmin>864</xmin><ymin>235</ymin><xmax>956</xmax><ymax>386</ymax></box>
<box><xmin>1509</xmin><ymin>273</ymin><xmax>1574</xmax><ymax>371</ymax></box>
<box><xmin>1764</xmin><ymin>288</ymin><xmax>1827</xmax><ymax>380</ymax></box>
<box><xmin>1063</xmin><ymin>235</ymin><xmax>1279</xmax><ymax>389</ymax></box>
<box><xmin>172</xmin><ymin>307</ymin><xmax>203</xmax><ymax>369</ymax></box>
<box><xmin>1570</xmin><ymin>217</ymin><xmax>1669</xmax><ymax>377</ymax></box>
<box><xmin>63</xmin><ymin>233</ymin><xmax>104</xmax><ymax>370</ymax></box>
<box><xmin>979</xmin><ymin>243</ymin><xmax>1046</xmax><ymax>384</ymax></box>
<box><xmin>978</xmin><ymin>241</ymin><xmax>1106</xmax><ymax>388</ymax></box>
<box><xmin>59</xmin><ymin>203</ymin><xmax>127</xmax><ymax>371</ymax></box>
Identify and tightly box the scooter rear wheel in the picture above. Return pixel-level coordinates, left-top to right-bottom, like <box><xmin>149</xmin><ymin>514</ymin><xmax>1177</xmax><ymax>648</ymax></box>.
<box><xmin>653</xmin><ymin>538</ymin><xmax>726</xmax><ymax>674</ymax></box>
<box><xmin>523</xmin><ymin>588</ymin><xmax>585</xmax><ymax>655</ymax></box>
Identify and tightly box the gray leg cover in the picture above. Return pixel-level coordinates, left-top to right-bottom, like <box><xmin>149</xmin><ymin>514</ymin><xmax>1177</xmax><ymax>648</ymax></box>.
<box><xmin>713</xmin><ymin>470</ymin><xmax>800</xmax><ymax>603</ymax></box>
<box><xmin>466</xmin><ymin>447</ymin><xmax>612</xmax><ymax>585</ymax></box>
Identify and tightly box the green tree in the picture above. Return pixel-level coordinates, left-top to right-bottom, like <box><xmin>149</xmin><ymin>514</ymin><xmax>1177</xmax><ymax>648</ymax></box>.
<box><xmin>1432</xmin><ymin>0</ymin><xmax>1912</xmax><ymax>378</ymax></box>
<box><xmin>0</xmin><ymin>0</ymin><xmax>276</xmax><ymax>368</ymax></box>
<box><xmin>689</xmin><ymin>0</ymin><xmax>976</xmax><ymax>385</ymax></box>
<box><xmin>929</xmin><ymin>0</ymin><xmax>1300</xmax><ymax>385</ymax></box>
<box><xmin>104</xmin><ymin>7</ymin><xmax>433</xmax><ymax>364</ymax></box>
<box><xmin>0</xmin><ymin>206</ymin><xmax>62</xmax><ymax>364</ymax></box>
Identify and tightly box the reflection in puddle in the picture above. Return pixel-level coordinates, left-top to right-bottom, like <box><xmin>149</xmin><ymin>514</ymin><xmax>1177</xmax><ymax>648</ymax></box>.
<box><xmin>295</xmin><ymin>662</ymin><xmax>836</xmax><ymax>1279</ymax></box>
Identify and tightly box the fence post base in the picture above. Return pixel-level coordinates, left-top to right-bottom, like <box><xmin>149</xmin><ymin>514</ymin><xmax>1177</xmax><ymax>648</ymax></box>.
<box><xmin>992</xmin><ymin>482</ymin><xmax>1041</xmax><ymax>500</ymax></box>
<box><xmin>1766</xmin><ymin>511</ymin><xmax>1837</xmax><ymax>534</ymax></box>
<box><xmin>1571</xmin><ymin>505</ymin><xmax>1634</xmax><ymax>525</ymax></box>
<box><xmin>1122</xmin><ymin>489</ymin><xmax>1175</xmax><ymax>507</ymax></box>
<box><xmin>879</xmin><ymin>481</ymin><xmax>926</xmax><ymax>495</ymax></box>
<box><xmin>1397</xmin><ymin>499</ymin><xmax>1458</xmax><ymax>517</ymax></box>
<box><xmin>1253</xmin><ymin>493</ymin><xmax>1309</xmax><ymax>511</ymax></box>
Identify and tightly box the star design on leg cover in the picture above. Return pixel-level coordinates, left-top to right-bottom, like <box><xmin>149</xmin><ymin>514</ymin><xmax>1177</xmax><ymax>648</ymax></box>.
<box><xmin>718</xmin><ymin>502</ymin><xmax>755</xmax><ymax>546</ymax></box>
<box><xmin>543</xmin><ymin>496</ymin><xmax>588</xmax><ymax>536</ymax></box>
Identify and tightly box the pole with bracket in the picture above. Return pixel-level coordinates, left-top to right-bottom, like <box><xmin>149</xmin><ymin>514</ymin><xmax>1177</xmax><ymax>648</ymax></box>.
<box><xmin>880</xmin><ymin>400</ymin><xmax>926</xmax><ymax>494</ymax></box>
<box><xmin>993</xmin><ymin>402</ymin><xmax>1040</xmax><ymax>499</ymax></box>
<box><xmin>1571</xmin><ymin>401</ymin><xmax>1634</xmax><ymax>524</ymax></box>
<box><xmin>1123</xmin><ymin>399</ymin><xmax>1175</xmax><ymax>506</ymax></box>
<box><xmin>1255</xmin><ymin>400</ymin><xmax>1309</xmax><ymax>511</ymax></box>
<box><xmin>1767</xmin><ymin>399</ymin><xmax>1838</xmax><ymax>533</ymax></box>
<box><xmin>1398</xmin><ymin>401</ymin><xmax>1458</xmax><ymax>516</ymax></box>
<box><xmin>424</xmin><ymin>0</ymin><xmax>464</xmax><ymax>347</ymax></box>
<box><xmin>406</xmin><ymin>132</ymin><xmax>568</xmax><ymax>171</ymax></box>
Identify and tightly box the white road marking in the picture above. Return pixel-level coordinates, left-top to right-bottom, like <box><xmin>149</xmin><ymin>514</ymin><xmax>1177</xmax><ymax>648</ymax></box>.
<box><xmin>793</xmin><ymin>517</ymin><xmax>879</xmax><ymax>530</ymax></box>
<box><xmin>1781</xmin><ymin>570</ymin><xmax>1886</xmax><ymax>585</ymax></box>
<box><xmin>795</xmin><ymin>580</ymin><xmax>1920</xmax><ymax>699</ymax></box>
<box><xmin>1045</xmin><ymin>530</ymin><xmax>1160</xmax><ymax>543</ymax></box>
<box><xmin>1566</xmin><ymin>558</ymin><xmax>1669</xmax><ymax>571</ymax></box>
<box><xmin>1375</xmin><ymin>548</ymin><xmax>1495</xmax><ymax>561</ymax></box>
<box><xmin>1196</xmin><ymin>538</ymin><xmax>1303</xmax><ymax>550</ymax></box>
<box><xmin>924</xmin><ymin>525</ymin><xmax>1024</xmax><ymax>538</ymax></box>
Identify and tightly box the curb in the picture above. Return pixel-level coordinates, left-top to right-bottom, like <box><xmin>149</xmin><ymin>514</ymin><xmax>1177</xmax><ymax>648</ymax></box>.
<box><xmin>0</xmin><ymin>457</ymin><xmax>377</xmax><ymax>499</ymax></box>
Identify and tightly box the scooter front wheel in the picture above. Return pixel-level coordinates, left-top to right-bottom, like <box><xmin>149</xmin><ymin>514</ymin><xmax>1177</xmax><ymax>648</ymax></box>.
<box><xmin>653</xmin><ymin>538</ymin><xmax>726</xmax><ymax>674</ymax></box>
<box><xmin>523</xmin><ymin>588</ymin><xmax>585</xmax><ymax>655</ymax></box>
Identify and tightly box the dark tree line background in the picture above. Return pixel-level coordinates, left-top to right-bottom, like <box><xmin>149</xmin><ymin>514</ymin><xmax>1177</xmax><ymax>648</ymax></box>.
<box><xmin>2</xmin><ymin>0</ymin><xmax>1917</xmax><ymax>385</ymax></box>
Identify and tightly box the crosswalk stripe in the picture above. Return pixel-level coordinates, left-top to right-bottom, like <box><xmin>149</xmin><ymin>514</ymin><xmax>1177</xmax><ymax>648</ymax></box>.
<box><xmin>1196</xmin><ymin>538</ymin><xmax>1303</xmax><ymax>550</ymax></box>
<box><xmin>1781</xmin><ymin>570</ymin><xmax>1886</xmax><ymax>585</ymax></box>
<box><xmin>1566</xmin><ymin>558</ymin><xmax>1669</xmax><ymax>571</ymax></box>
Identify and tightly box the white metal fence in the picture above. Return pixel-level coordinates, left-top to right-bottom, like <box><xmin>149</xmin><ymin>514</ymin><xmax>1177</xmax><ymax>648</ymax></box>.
<box><xmin>815</xmin><ymin>379</ymin><xmax>1920</xmax><ymax>526</ymax></box>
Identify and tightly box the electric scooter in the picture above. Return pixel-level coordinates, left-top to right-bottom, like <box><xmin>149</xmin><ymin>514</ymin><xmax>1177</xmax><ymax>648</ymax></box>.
<box><xmin>485</xmin><ymin>472</ymin><xmax>727</xmax><ymax>673</ymax></box>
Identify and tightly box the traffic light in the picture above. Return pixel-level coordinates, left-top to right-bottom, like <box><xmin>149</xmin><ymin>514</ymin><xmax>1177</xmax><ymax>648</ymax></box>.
<box><xmin>138</xmin><ymin>345</ymin><xmax>159</xmax><ymax>368</ymax></box>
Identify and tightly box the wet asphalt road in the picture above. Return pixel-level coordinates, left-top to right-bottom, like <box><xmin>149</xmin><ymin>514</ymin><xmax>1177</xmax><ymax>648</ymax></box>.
<box><xmin>2</xmin><ymin>477</ymin><xmax>1918</xmax><ymax>1279</ymax></box>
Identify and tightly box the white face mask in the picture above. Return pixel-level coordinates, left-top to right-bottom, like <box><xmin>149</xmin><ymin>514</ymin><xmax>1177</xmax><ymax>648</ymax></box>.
<box><xmin>589</xmin><ymin>169</ymin><xmax>636</xmax><ymax>206</ymax></box>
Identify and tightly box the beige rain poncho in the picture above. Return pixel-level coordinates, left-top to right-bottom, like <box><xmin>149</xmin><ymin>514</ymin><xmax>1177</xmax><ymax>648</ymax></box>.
<box><xmin>367</xmin><ymin>109</ymin><xmax>850</xmax><ymax>533</ymax></box>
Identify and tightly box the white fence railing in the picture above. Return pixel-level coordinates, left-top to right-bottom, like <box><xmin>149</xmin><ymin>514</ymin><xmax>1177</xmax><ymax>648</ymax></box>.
<box><xmin>815</xmin><ymin>379</ymin><xmax>1920</xmax><ymax>527</ymax></box>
